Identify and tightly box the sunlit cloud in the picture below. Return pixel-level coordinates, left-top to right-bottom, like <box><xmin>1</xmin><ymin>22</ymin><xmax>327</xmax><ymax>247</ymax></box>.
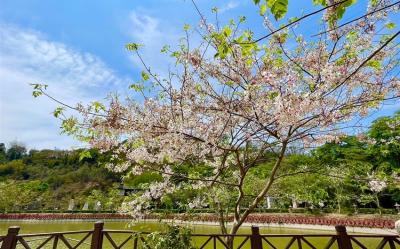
<box><xmin>0</xmin><ymin>24</ymin><xmax>129</xmax><ymax>149</ymax></box>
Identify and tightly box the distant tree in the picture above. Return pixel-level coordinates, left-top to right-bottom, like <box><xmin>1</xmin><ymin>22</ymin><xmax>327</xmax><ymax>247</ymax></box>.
<box><xmin>368</xmin><ymin>111</ymin><xmax>400</xmax><ymax>171</ymax></box>
<box><xmin>6</xmin><ymin>142</ymin><xmax>27</xmax><ymax>161</ymax></box>
<box><xmin>0</xmin><ymin>143</ymin><xmax>6</xmax><ymax>163</ymax></box>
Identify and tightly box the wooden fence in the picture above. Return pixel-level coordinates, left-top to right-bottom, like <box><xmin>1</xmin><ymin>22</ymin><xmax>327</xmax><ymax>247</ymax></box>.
<box><xmin>0</xmin><ymin>221</ymin><xmax>399</xmax><ymax>249</ymax></box>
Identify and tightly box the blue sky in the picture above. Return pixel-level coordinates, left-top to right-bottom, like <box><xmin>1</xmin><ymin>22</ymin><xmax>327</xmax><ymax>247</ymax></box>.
<box><xmin>0</xmin><ymin>0</ymin><xmax>398</xmax><ymax>149</ymax></box>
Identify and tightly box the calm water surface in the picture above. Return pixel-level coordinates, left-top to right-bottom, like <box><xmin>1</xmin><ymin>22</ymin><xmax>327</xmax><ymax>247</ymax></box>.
<box><xmin>0</xmin><ymin>220</ymin><xmax>386</xmax><ymax>248</ymax></box>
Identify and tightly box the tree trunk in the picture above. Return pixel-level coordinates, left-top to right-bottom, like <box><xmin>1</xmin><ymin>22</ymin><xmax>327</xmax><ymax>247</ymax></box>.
<box><xmin>226</xmin><ymin>236</ymin><xmax>234</xmax><ymax>249</ymax></box>
<box><xmin>375</xmin><ymin>194</ymin><xmax>382</xmax><ymax>215</ymax></box>
<box><xmin>224</xmin><ymin>142</ymin><xmax>288</xmax><ymax>248</ymax></box>
<box><xmin>217</xmin><ymin>203</ymin><xmax>228</xmax><ymax>235</ymax></box>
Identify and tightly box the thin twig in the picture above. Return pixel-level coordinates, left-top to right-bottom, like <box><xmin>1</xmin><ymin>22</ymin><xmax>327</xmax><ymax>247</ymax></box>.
<box><xmin>239</xmin><ymin>0</ymin><xmax>350</xmax><ymax>44</ymax></box>
<box><xmin>326</xmin><ymin>30</ymin><xmax>400</xmax><ymax>96</ymax></box>
<box><xmin>312</xmin><ymin>1</ymin><xmax>400</xmax><ymax>37</ymax></box>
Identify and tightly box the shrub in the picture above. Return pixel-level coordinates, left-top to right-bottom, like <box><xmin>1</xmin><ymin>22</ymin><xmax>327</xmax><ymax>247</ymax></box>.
<box><xmin>144</xmin><ymin>224</ymin><xmax>197</xmax><ymax>249</ymax></box>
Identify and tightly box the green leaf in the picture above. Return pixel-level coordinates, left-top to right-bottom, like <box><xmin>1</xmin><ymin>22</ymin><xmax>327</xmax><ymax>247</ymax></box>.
<box><xmin>327</xmin><ymin>0</ymin><xmax>356</xmax><ymax>25</ymax></box>
<box><xmin>161</xmin><ymin>45</ymin><xmax>170</xmax><ymax>53</ymax></box>
<box><xmin>268</xmin><ymin>91</ymin><xmax>279</xmax><ymax>99</ymax></box>
<box><xmin>386</xmin><ymin>22</ymin><xmax>396</xmax><ymax>30</ymax></box>
<box><xmin>274</xmin><ymin>32</ymin><xmax>288</xmax><ymax>43</ymax></box>
<box><xmin>370</xmin><ymin>0</ymin><xmax>378</xmax><ymax>7</ymax></box>
<box><xmin>141</xmin><ymin>71</ymin><xmax>150</xmax><ymax>81</ymax></box>
<box><xmin>225</xmin><ymin>81</ymin><xmax>235</xmax><ymax>86</ymax></box>
<box><xmin>53</xmin><ymin>107</ymin><xmax>64</xmax><ymax>118</ymax></box>
<box><xmin>183</xmin><ymin>24</ymin><xmax>191</xmax><ymax>31</ymax></box>
<box><xmin>309</xmin><ymin>83</ymin><xmax>316</xmax><ymax>92</ymax></box>
<box><xmin>129</xmin><ymin>83</ymin><xmax>145</xmax><ymax>92</ymax></box>
<box><xmin>312</xmin><ymin>0</ymin><xmax>327</xmax><ymax>6</ymax></box>
<box><xmin>259</xmin><ymin>4</ymin><xmax>267</xmax><ymax>16</ymax></box>
<box><xmin>125</xmin><ymin>43</ymin><xmax>142</xmax><ymax>51</ymax></box>
<box><xmin>269</xmin><ymin>0</ymin><xmax>289</xmax><ymax>20</ymax></box>
<box><xmin>92</xmin><ymin>101</ymin><xmax>106</xmax><ymax>112</ymax></box>
<box><xmin>253</xmin><ymin>0</ymin><xmax>261</xmax><ymax>4</ymax></box>
<box><xmin>32</xmin><ymin>90</ymin><xmax>42</xmax><ymax>98</ymax></box>
<box><xmin>366</xmin><ymin>60</ymin><xmax>381</xmax><ymax>70</ymax></box>
<box><xmin>31</xmin><ymin>83</ymin><xmax>45</xmax><ymax>90</ymax></box>
<box><xmin>170</xmin><ymin>51</ymin><xmax>180</xmax><ymax>58</ymax></box>
<box><xmin>195</xmin><ymin>84</ymin><xmax>202</xmax><ymax>92</ymax></box>
<box><xmin>30</xmin><ymin>83</ymin><xmax>48</xmax><ymax>97</ymax></box>
<box><xmin>346</xmin><ymin>31</ymin><xmax>358</xmax><ymax>42</ymax></box>
<box><xmin>61</xmin><ymin>117</ymin><xmax>78</xmax><ymax>135</ymax></box>
<box><xmin>79</xmin><ymin>150</ymin><xmax>92</xmax><ymax>161</ymax></box>
<box><xmin>222</xmin><ymin>26</ymin><xmax>232</xmax><ymax>37</ymax></box>
<box><xmin>288</xmin><ymin>16</ymin><xmax>299</xmax><ymax>23</ymax></box>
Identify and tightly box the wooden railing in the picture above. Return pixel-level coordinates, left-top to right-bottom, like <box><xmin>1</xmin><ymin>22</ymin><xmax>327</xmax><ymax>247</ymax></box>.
<box><xmin>0</xmin><ymin>221</ymin><xmax>399</xmax><ymax>249</ymax></box>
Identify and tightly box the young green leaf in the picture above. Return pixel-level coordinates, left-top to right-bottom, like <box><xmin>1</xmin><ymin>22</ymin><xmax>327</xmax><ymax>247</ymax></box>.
<box><xmin>183</xmin><ymin>24</ymin><xmax>191</xmax><ymax>31</ymax></box>
<box><xmin>269</xmin><ymin>0</ymin><xmax>289</xmax><ymax>20</ymax></box>
<box><xmin>32</xmin><ymin>91</ymin><xmax>42</xmax><ymax>98</ymax></box>
<box><xmin>385</xmin><ymin>22</ymin><xmax>396</xmax><ymax>30</ymax></box>
<box><xmin>141</xmin><ymin>71</ymin><xmax>150</xmax><ymax>81</ymax></box>
<box><xmin>125</xmin><ymin>43</ymin><xmax>142</xmax><ymax>51</ymax></box>
<box><xmin>129</xmin><ymin>83</ymin><xmax>145</xmax><ymax>92</ymax></box>
<box><xmin>92</xmin><ymin>101</ymin><xmax>106</xmax><ymax>112</ymax></box>
<box><xmin>53</xmin><ymin>107</ymin><xmax>64</xmax><ymax>118</ymax></box>
<box><xmin>366</xmin><ymin>60</ymin><xmax>381</xmax><ymax>70</ymax></box>
<box><xmin>259</xmin><ymin>4</ymin><xmax>267</xmax><ymax>16</ymax></box>
<box><xmin>161</xmin><ymin>45</ymin><xmax>170</xmax><ymax>53</ymax></box>
<box><xmin>79</xmin><ymin>150</ymin><xmax>92</xmax><ymax>161</ymax></box>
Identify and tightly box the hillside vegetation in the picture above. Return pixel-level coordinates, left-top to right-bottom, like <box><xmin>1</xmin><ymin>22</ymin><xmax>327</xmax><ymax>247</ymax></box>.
<box><xmin>1</xmin><ymin>112</ymin><xmax>399</xmax><ymax>213</ymax></box>
<box><xmin>0</xmin><ymin>147</ymin><xmax>123</xmax><ymax>211</ymax></box>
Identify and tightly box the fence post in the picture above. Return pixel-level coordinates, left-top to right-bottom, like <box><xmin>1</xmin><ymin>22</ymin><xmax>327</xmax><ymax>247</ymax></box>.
<box><xmin>250</xmin><ymin>226</ymin><xmax>263</xmax><ymax>249</ymax></box>
<box><xmin>91</xmin><ymin>221</ymin><xmax>104</xmax><ymax>249</ymax></box>
<box><xmin>1</xmin><ymin>226</ymin><xmax>20</xmax><ymax>249</ymax></box>
<box><xmin>335</xmin><ymin>225</ymin><xmax>353</xmax><ymax>249</ymax></box>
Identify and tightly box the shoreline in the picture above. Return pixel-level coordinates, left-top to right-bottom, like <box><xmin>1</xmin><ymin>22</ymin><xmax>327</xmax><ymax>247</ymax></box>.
<box><xmin>0</xmin><ymin>217</ymin><xmax>397</xmax><ymax>235</ymax></box>
<box><xmin>140</xmin><ymin>219</ymin><xmax>398</xmax><ymax>235</ymax></box>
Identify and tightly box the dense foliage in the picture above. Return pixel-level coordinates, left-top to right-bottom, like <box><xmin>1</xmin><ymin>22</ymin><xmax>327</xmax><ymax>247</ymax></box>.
<box><xmin>0</xmin><ymin>146</ymin><xmax>123</xmax><ymax>212</ymax></box>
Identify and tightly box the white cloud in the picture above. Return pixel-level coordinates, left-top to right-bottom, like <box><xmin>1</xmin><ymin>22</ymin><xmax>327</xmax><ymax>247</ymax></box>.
<box><xmin>219</xmin><ymin>1</ymin><xmax>240</xmax><ymax>13</ymax></box>
<box><xmin>125</xmin><ymin>9</ymin><xmax>181</xmax><ymax>75</ymax></box>
<box><xmin>0</xmin><ymin>24</ymin><xmax>129</xmax><ymax>150</ymax></box>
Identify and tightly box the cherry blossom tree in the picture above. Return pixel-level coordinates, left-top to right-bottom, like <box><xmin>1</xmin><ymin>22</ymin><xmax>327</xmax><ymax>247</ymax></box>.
<box><xmin>33</xmin><ymin>0</ymin><xmax>400</xmax><ymax>243</ymax></box>
<box><xmin>360</xmin><ymin>172</ymin><xmax>388</xmax><ymax>214</ymax></box>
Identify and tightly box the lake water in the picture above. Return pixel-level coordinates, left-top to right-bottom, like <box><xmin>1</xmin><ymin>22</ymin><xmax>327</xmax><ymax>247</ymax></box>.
<box><xmin>0</xmin><ymin>220</ymin><xmax>388</xmax><ymax>248</ymax></box>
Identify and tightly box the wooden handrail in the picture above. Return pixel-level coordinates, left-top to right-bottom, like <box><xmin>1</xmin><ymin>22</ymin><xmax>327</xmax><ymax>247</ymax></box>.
<box><xmin>1</xmin><ymin>221</ymin><xmax>399</xmax><ymax>249</ymax></box>
<box><xmin>1</xmin><ymin>227</ymin><xmax>19</xmax><ymax>249</ymax></box>
<box><xmin>336</xmin><ymin>225</ymin><xmax>353</xmax><ymax>249</ymax></box>
<box><xmin>90</xmin><ymin>221</ymin><xmax>104</xmax><ymax>249</ymax></box>
<box><xmin>16</xmin><ymin>230</ymin><xmax>93</xmax><ymax>237</ymax></box>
